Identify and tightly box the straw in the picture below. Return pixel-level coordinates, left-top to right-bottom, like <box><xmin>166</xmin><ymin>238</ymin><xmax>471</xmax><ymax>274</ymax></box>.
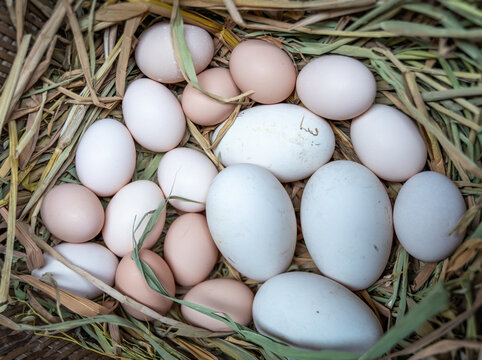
<box><xmin>1</xmin><ymin>0</ymin><xmax>481</xmax><ymax>359</ymax></box>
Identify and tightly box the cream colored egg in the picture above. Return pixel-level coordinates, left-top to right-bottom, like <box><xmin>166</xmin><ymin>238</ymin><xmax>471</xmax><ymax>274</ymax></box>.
<box><xmin>296</xmin><ymin>55</ymin><xmax>376</xmax><ymax>120</ymax></box>
<box><xmin>351</xmin><ymin>104</ymin><xmax>427</xmax><ymax>182</ymax></box>
<box><xmin>157</xmin><ymin>147</ymin><xmax>218</xmax><ymax>212</ymax></box>
<box><xmin>32</xmin><ymin>243</ymin><xmax>118</xmax><ymax>299</ymax></box>
<box><xmin>123</xmin><ymin>78</ymin><xmax>186</xmax><ymax>152</ymax></box>
<box><xmin>135</xmin><ymin>22</ymin><xmax>214</xmax><ymax>83</ymax></box>
<box><xmin>102</xmin><ymin>180</ymin><xmax>166</xmax><ymax>257</ymax></box>
<box><xmin>75</xmin><ymin>118</ymin><xmax>136</xmax><ymax>197</ymax></box>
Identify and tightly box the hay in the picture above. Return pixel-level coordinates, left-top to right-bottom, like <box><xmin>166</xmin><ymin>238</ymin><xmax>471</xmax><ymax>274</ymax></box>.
<box><xmin>0</xmin><ymin>0</ymin><xmax>481</xmax><ymax>359</ymax></box>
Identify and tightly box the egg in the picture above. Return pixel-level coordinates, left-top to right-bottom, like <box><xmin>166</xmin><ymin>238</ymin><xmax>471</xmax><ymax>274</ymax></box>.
<box><xmin>122</xmin><ymin>78</ymin><xmax>186</xmax><ymax>152</ymax></box>
<box><xmin>212</xmin><ymin>103</ymin><xmax>335</xmax><ymax>182</ymax></box>
<box><xmin>135</xmin><ymin>22</ymin><xmax>214</xmax><ymax>83</ymax></box>
<box><xmin>157</xmin><ymin>147</ymin><xmax>218</xmax><ymax>212</ymax></box>
<box><xmin>229</xmin><ymin>39</ymin><xmax>296</xmax><ymax>104</ymax></box>
<box><xmin>75</xmin><ymin>118</ymin><xmax>136</xmax><ymax>197</ymax></box>
<box><xmin>296</xmin><ymin>55</ymin><xmax>376</xmax><ymax>120</ymax></box>
<box><xmin>350</xmin><ymin>104</ymin><xmax>427</xmax><ymax>182</ymax></box>
<box><xmin>252</xmin><ymin>272</ymin><xmax>382</xmax><ymax>354</ymax></box>
<box><xmin>32</xmin><ymin>243</ymin><xmax>118</xmax><ymax>299</ymax></box>
<box><xmin>301</xmin><ymin>160</ymin><xmax>393</xmax><ymax>290</ymax></box>
<box><xmin>164</xmin><ymin>213</ymin><xmax>218</xmax><ymax>286</ymax></box>
<box><xmin>181</xmin><ymin>68</ymin><xmax>240</xmax><ymax>126</ymax></box>
<box><xmin>206</xmin><ymin>163</ymin><xmax>296</xmax><ymax>281</ymax></box>
<box><xmin>181</xmin><ymin>278</ymin><xmax>253</xmax><ymax>332</ymax></box>
<box><xmin>40</xmin><ymin>183</ymin><xmax>104</xmax><ymax>243</ymax></box>
<box><xmin>102</xmin><ymin>180</ymin><xmax>166</xmax><ymax>258</ymax></box>
<box><xmin>393</xmin><ymin>171</ymin><xmax>466</xmax><ymax>262</ymax></box>
<box><xmin>115</xmin><ymin>249</ymin><xmax>175</xmax><ymax>321</ymax></box>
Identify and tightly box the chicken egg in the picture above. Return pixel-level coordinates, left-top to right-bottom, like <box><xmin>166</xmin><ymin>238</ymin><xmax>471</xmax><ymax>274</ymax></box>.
<box><xmin>229</xmin><ymin>39</ymin><xmax>296</xmax><ymax>104</ymax></box>
<box><xmin>296</xmin><ymin>55</ymin><xmax>376</xmax><ymax>120</ymax></box>
<box><xmin>122</xmin><ymin>78</ymin><xmax>186</xmax><ymax>152</ymax></box>
<box><xmin>181</xmin><ymin>68</ymin><xmax>240</xmax><ymax>126</ymax></box>
<box><xmin>115</xmin><ymin>249</ymin><xmax>175</xmax><ymax>321</ymax></box>
<box><xmin>393</xmin><ymin>171</ymin><xmax>466</xmax><ymax>262</ymax></box>
<box><xmin>181</xmin><ymin>278</ymin><xmax>254</xmax><ymax>332</ymax></box>
<box><xmin>157</xmin><ymin>147</ymin><xmax>218</xmax><ymax>212</ymax></box>
<box><xmin>40</xmin><ymin>183</ymin><xmax>104</xmax><ymax>243</ymax></box>
<box><xmin>102</xmin><ymin>180</ymin><xmax>166</xmax><ymax>258</ymax></box>
<box><xmin>164</xmin><ymin>213</ymin><xmax>218</xmax><ymax>286</ymax></box>
<box><xmin>350</xmin><ymin>104</ymin><xmax>427</xmax><ymax>182</ymax></box>
<box><xmin>75</xmin><ymin>118</ymin><xmax>136</xmax><ymax>197</ymax></box>
<box><xmin>135</xmin><ymin>22</ymin><xmax>214</xmax><ymax>83</ymax></box>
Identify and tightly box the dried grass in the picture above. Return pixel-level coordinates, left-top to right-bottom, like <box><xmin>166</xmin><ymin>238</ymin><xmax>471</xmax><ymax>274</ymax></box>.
<box><xmin>0</xmin><ymin>0</ymin><xmax>481</xmax><ymax>359</ymax></box>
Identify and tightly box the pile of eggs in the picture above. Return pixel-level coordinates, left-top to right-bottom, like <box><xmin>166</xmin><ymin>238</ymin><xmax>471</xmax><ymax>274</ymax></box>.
<box><xmin>32</xmin><ymin>21</ymin><xmax>467</xmax><ymax>354</ymax></box>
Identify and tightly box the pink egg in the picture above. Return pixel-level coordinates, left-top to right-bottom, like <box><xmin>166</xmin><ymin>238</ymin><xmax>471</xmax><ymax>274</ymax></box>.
<box><xmin>40</xmin><ymin>183</ymin><xmax>104</xmax><ymax>243</ymax></box>
<box><xmin>164</xmin><ymin>213</ymin><xmax>218</xmax><ymax>286</ymax></box>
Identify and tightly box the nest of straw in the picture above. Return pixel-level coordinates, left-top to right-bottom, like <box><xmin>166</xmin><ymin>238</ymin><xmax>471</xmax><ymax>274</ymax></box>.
<box><xmin>0</xmin><ymin>0</ymin><xmax>481</xmax><ymax>359</ymax></box>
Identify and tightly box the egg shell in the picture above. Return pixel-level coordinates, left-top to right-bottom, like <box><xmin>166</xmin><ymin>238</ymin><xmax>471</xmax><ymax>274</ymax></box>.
<box><xmin>301</xmin><ymin>160</ymin><xmax>393</xmax><ymax>290</ymax></box>
<box><xmin>75</xmin><ymin>118</ymin><xmax>136</xmax><ymax>197</ymax></box>
<box><xmin>164</xmin><ymin>213</ymin><xmax>218</xmax><ymax>286</ymax></box>
<box><xmin>229</xmin><ymin>39</ymin><xmax>296</xmax><ymax>104</ymax></box>
<box><xmin>135</xmin><ymin>22</ymin><xmax>214</xmax><ymax>83</ymax></box>
<box><xmin>350</xmin><ymin>104</ymin><xmax>427</xmax><ymax>182</ymax></box>
<box><xmin>393</xmin><ymin>171</ymin><xmax>466</xmax><ymax>262</ymax></box>
<box><xmin>213</xmin><ymin>104</ymin><xmax>335</xmax><ymax>182</ymax></box>
<box><xmin>32</xmin><ymin>243</ymin><xmax>118</xmax><ymax>299</ymax></box>
<box><xmin>296</xmin><ymin>55</ymin><xmax>376</xmax><ymax>120</ymax></box>
<box><xmin>40</xmin><ymin>183</ymin><xmax>104</xmax><ymax>243</ymax></box>
<box><xmin>181</xmin><ymin>68</ymin><xmax>240</xmax><ymax>126</ymax></box>
<box><xmin>157</xmin><ymin>147</ymin><xmax>218</xmax><ymax>212</ymax></box>
<box><xmin>102</xmin><ymin>180</ymin><xmax>166</xmax><ymax>257</ymax></box>
<box><xmin>252</xmin><ymin>272</ymin><xmax>383</xmax><ymax>354</ymax></box>
<box><xmin>115</xmin><ymin>249</ymin><xmax>175</xmax><ymax>321</ymax></box>
<box><xmin>181</xmin><ymin>278</ymin><xmax>253</xmax><ymax>332</ymax></box>
<box><xmin>206</xmin><ymin>163</ymin><xmax>296</xmax><ymax>281</ymax></box>
<box><xmin>122</xmin><ymin>78</ymin><xmax>186</xmax><ymax>152</ymax></box>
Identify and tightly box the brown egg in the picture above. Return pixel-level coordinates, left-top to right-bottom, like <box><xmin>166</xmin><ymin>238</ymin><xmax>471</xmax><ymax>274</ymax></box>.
<box><xmin>181</xmin><ymin>68</ymin><xmax>240</xmax><ymax>126</ymax></box>
<box><xmin>229</xmin><ymin>39</ymin><xmax>296</xmax><ymax>104</ymax></box>
<box><xmin>115</xmin><ymin>249</ymin><xmax>175</xmax><ymax>321</ymax></box>
<box><xmin>40</xmin><ymin>183</ymin><xmax>104</xmax><ymax>243</ymax></box>
<box><xmin>164</xmin><ymin>213</ymin><xmax>218</xmax><ymax>286</ymax></box>
<box><xmin>181</xmin><ymin>278</ymin><xmax>254</xmax><ymax>332</ymax></box>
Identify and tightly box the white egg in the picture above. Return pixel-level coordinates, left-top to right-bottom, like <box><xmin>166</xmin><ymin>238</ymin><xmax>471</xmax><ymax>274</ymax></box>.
<box><xmin>75</xmin><ymin>118</ymin><xmax>136</xmax><ymax>197</ymax></box>
<box><xmin>206</xmin><ymin>163</ymin><xmax>296</xmax><ymax>281</ymax></box>
<box><xmin>394</xmin><ymin>171</ymin><xmax>466</xmax><ymax>262</ymax></box>
<box><xmin>135</xmin><ymin>22</ymin><xmax>214</xmax><ymax>84</ymax></box>
<box><xmin>296</xmin><ymin>55</ymin><xmax>376</xmax><ymax>120</ymax></box>
<box><xmin>157</xmin><ymin>147</ymin><xmax>218</xmax><ymax>212</ymax></box>
<box><xmin>253</xmin><ymin>272</ymin><xmax>382</xmax><ymax>354</ymax></box>
<box><xmin>350</xmin><ymin>104</ymin><xmax>427</xmax><ymax>182</ymax></box>
<box><xmin>102</xmin><ymin>180</ymin><xmax>167</xmax><ymax>257</ymax></box>
<box><xmin>301</xmin><ymin>160</ymin><xmax>393</xmax><ymax>290</ymax></box>
<box><xmin>122</xmin><ymin>78</ymin><xmax>186</xmax><ymax>152</ymax></box>
<box><xmin>213</xmin><ymin>104</ymin><xmax>335</xmax><ymax>182</ymax></box>
<box><xmin>31</xmin><ymin>243</ymin><xmax>119</xmax><ymax>299</ymax></box>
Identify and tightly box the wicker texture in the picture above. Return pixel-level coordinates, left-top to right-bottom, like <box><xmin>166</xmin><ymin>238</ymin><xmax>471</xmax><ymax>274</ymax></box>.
<box><xmin>0</xmin><ymin>0</ymin><xmax>52</xmax><ymax>84</ymax></box>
